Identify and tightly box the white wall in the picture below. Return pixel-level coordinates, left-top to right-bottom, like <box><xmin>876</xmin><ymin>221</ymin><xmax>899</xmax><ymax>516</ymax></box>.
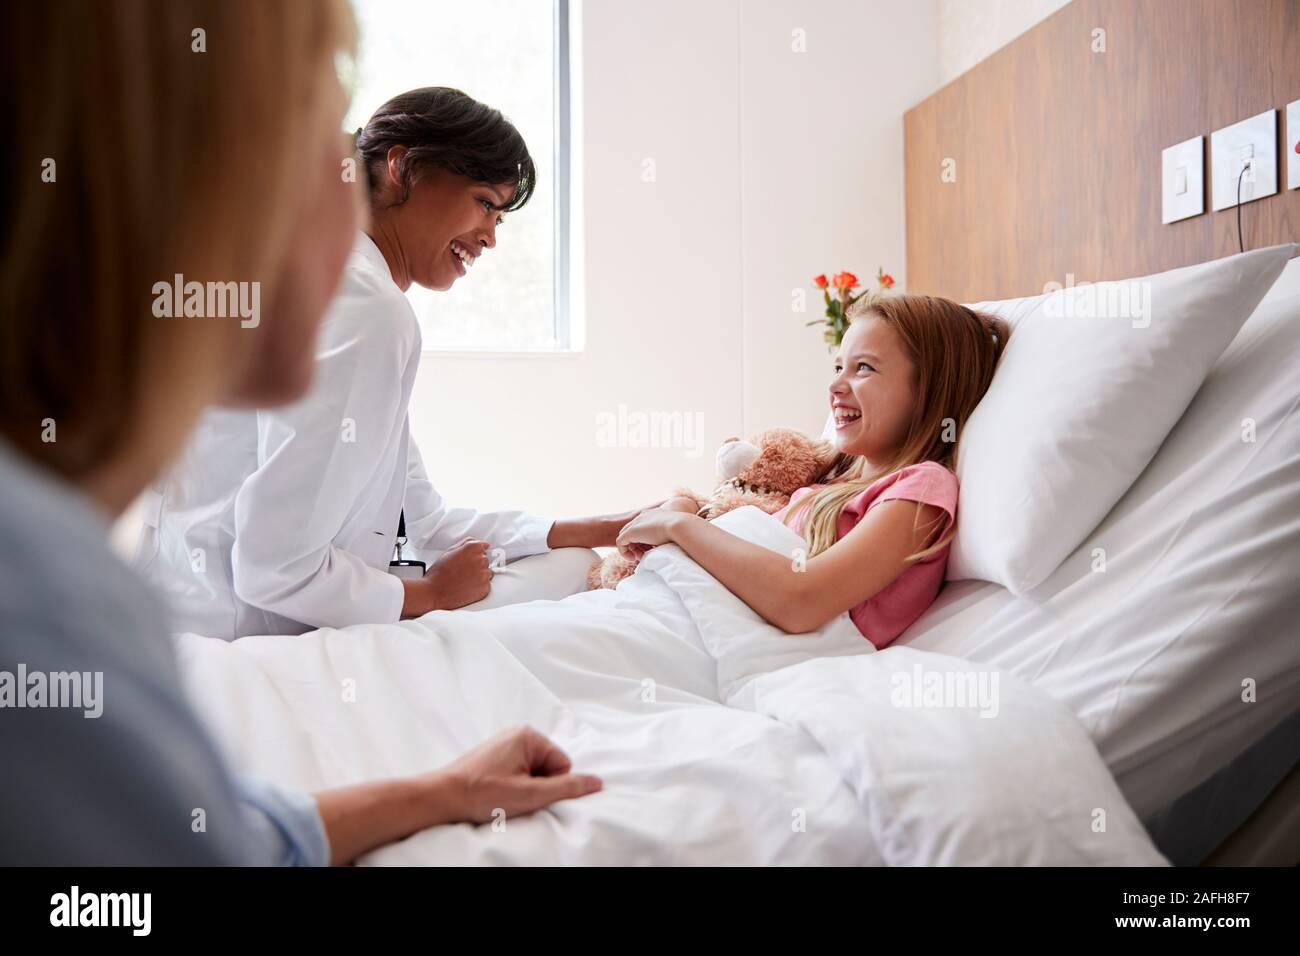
<box><xmin>408</xmin><ymin>0</ymin><xmax>941</xmax><ymax>521</ymax></box>
<box><xmin>738</xmin><ymin>0</ymin><xmax>939</xmax><ymax>438</ymax></box>
<box><xmin>938</xmin><ymin>0</ymin><xmax>1072</xmax><ymax>86</ymax></box>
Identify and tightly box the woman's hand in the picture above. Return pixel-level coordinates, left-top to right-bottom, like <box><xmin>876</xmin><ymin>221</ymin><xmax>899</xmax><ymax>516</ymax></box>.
<box><xmin>614</xmin><ymin>507</ymin><xmax>694</xmax><ymax>560</ymax></box>
<box><xmin>315</xmin><ymin>725</ymin><xmax>601</xmax><ymax>865</ymax></box>
<box><xmin>435</xmin><ymin>725</ymin><xmax>603</xmax><ymax>824</ymax></box>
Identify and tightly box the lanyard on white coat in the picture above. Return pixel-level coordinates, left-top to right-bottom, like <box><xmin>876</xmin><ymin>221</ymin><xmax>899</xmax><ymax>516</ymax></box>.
<box><xmin>388</xmin><ymin>510</ymin><xmax>425</xmax><ymax>579</ymax></box>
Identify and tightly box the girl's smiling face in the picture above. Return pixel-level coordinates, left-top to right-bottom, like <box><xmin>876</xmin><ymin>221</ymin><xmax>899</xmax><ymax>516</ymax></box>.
<box><xmin>829</xmin><ymin>316</ymin><xmax>918</xmax><ymax>463</ymax></box>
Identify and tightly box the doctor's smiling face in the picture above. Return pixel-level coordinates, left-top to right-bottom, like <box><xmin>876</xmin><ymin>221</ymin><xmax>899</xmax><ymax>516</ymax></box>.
<box><xmin>354</xmin><ymin>87</ymin><xmax>536</xmax><ymax>293</ymax></box>
<box><xmin>374</xmin><ymin>157</ymin><xmax>513</xmax><ymax>291</ymax></box>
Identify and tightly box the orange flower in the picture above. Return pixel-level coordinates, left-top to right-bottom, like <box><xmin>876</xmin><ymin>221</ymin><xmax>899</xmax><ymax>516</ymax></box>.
<box><xmin>812</xmin><ymin>274</ymin><xmax>828</xmax><ymax>289</ymax></box>
<box><xmin>879</xmin><ymin>272</ymin><xmax>895</xmax><ymax>289</ymax></box>
<box><xmin>831</xmin><ymin>271</ymin><xmax>859</xmax><ymax>290</ymax></box>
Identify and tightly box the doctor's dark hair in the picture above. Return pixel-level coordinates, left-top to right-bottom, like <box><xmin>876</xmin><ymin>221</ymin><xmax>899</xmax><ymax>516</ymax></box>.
<box><xmin>354</xmin><ymin>87</ymin><xmax>536</xmax><ymax>212</ymax></box>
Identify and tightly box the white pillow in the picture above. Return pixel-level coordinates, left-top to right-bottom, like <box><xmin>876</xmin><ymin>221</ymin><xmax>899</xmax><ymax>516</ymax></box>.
<box><xmin>951</xmin><ymin>244</ymin><xmax>1295</xmax><ymax>594</ymax></box>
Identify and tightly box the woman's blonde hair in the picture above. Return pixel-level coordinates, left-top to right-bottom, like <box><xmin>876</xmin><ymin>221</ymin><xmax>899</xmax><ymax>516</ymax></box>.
<box><xmin>0</xmin><ymin>0</ymin><xmax>355</xmax><ymax>479</ymax></box>
<box><xmin>785</xmin><ymin>293</ymin><xmax>1010</xmax><ymax>561</ymax></box>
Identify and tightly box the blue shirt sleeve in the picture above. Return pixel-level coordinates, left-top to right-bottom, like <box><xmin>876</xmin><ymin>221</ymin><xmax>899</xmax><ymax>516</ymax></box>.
<box><xmin>0</xmin><ymin>443</ymin><xmax>332</xmax><ymax>867</ymax></box>
<box><xmin>235</xmin><ymin>775</ymin><xmax>330</xmax><ymax>867</ymax></box>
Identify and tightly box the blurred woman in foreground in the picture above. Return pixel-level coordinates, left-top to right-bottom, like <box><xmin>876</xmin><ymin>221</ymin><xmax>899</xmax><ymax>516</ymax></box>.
<box><xmin>0</xmin><ymin>0</ymin><xmax>598</xmax><ymax>865</ymax></box>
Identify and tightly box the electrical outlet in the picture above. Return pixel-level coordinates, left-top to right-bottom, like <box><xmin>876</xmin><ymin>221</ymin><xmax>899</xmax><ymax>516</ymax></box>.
<box><xmin>1237</xmin><ymin>145</ymin><xmax>1256</xmax><ymax>184</ymax></box>
<box><xmin>1211</xmin><ymin>109</ymin><xmax>1277</xmax><ymax>211</ymax></box>
<box><xmin>1161</xmin><ymin>135</ymin><xmax>1204</xmax><ymax>224</ymax></box>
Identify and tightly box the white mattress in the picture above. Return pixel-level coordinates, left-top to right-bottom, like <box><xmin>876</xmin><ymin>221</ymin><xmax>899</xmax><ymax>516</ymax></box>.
<box><xmin>897</xmin><ymin>255</ymin><xmax>1300</xmax><ymax>855</ymax></box>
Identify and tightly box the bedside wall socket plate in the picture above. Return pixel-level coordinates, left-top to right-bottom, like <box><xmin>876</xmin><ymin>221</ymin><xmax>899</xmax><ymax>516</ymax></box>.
<box><xmin>1288</xmin><ymin>98</ymin><xmax>1300</xmax><ymax>191</ymax></box>
<box><xmin>1161</xmin><ymin>135</ymin><xmax>1204</xmax><ymax>224</ymax></box>
<box><xmin>1211</xmin><ymin>109</ymin><xmax>1277</xmax><ymax>211</ymax></box>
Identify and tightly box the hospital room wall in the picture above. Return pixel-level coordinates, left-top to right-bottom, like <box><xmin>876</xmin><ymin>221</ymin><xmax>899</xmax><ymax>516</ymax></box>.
<box><xmin>937</xmin><ymin>0</ymin><xmax>1072</xmax><ymax>86</ymax></box>
<box><xmin>408</xmin><ymin>0</ymin><xmax>942</xmax><ymax>520</ymax></box>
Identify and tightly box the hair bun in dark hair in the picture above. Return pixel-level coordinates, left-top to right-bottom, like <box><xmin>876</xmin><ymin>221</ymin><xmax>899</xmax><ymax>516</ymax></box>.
<box><xmin>352</xmin><ymin>86</ymin><xmax>536</xmax><ymax>212</ymax></box>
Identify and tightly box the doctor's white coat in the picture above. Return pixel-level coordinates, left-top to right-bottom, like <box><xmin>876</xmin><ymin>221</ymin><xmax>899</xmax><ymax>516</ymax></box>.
<box><xmin>135</xmin><ymin>233</ymin><xmax>552</xmax><ymax>640</ymax></box>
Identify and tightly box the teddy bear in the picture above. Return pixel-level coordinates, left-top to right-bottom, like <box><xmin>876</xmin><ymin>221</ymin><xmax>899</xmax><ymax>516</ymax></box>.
<box><xmin>586</xmin><ymin>427</ymin><xmax>838</xmax><ymax>589</ymax></box>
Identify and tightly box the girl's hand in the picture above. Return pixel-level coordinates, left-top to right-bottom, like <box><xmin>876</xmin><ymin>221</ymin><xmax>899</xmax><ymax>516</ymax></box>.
<box><xmin>615</xmin><ymin>508</ymin><xmax>691</xmax><ymax>560</ymax></box>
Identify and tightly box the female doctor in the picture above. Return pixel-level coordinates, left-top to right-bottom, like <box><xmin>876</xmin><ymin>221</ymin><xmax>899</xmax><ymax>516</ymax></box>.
<box><xmin>138</xmin><ymin>87</ymin><xmax>639</xmax><ymax>640</ymax></box>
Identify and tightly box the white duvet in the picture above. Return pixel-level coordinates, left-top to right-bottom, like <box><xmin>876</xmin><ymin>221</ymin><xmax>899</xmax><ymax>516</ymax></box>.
<box><xmin>178</xmin><ymin>506</ymin><xmax>1165</xmax><ymax>866</ymax></box>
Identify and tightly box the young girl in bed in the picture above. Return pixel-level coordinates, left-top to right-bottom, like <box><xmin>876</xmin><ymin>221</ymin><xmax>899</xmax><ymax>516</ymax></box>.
<box><xmin>616</xmin><ymin>293</ymin><xmax>1009</xmax><ymax>648</ymax></box>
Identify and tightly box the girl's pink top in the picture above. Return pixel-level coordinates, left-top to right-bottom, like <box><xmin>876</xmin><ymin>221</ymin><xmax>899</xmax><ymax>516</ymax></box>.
<box><xmin>784</xmin><ymin>460</ymin><xmax>958</xmax><ymax>649</ymax></box>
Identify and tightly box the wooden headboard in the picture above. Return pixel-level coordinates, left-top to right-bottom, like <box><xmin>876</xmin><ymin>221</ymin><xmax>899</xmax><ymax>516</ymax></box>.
<box><xmin>904</xmin><ymin>0</ymin><xmax>1300</xmax><ymax>302</ymax></box>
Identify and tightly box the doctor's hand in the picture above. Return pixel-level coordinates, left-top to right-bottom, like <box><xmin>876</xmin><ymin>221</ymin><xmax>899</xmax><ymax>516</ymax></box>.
<box><xmin>547</xmin><ymin>499</ymin><xmax>668</xmax><ymax>550</ymax></box>
<box><xmin>402</xmin><ymin>538</ymin><xmax>493</xmax><ymax>616</ymax></box>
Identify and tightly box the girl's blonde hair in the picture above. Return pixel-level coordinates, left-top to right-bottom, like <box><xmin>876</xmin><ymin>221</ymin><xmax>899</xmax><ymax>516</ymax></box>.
<box><xmin>0</xmin><ymin>0</ymin><xmax>355</xmax><ymax>479</ymax></box>
<box><xmin>785</xmin><ymin>293</ymin><xmax>1010</xmax><ymax>561</ymax></box>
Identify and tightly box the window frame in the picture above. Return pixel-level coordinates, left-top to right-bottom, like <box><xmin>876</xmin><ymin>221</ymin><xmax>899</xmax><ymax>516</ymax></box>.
<box><xmin>552</xmin><ymin>0</ymin><xmax>571</xmax><ymax>351</ymax></box>
<box><xmin>419</xmin><ymin>0</ymin><xmax>572</xmax><ymax>355</ymax></box>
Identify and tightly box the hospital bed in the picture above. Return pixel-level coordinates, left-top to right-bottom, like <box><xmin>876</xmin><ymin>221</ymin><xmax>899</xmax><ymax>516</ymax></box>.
<box><xmin>177</xmin><ymin>253</ymin><xmax>1300</xmax><ymax>866</ymax></box>
<box><xmin>918</xmin><ymin>253</ymin><xmax>1300</xmax><ymax>865</ymax></box>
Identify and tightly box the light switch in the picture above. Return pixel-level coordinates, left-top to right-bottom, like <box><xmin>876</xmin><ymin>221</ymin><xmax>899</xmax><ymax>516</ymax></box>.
<box><xmin>1288</xmin><ymin>98</ymin><xmax>1300</xmax><ymax>190</ymax></box>
<box><xmin>1161</xmin><ymin>135</ymin><xmax>1203</xmax><ymax>224</ymax></box>
<box><xmin>1211</xmin><ymin>109</ymin><xmax>1277</xmax><ymax>211</ymax></box>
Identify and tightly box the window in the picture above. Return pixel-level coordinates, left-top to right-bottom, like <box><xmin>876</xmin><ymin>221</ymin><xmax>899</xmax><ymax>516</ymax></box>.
<box><xmin>345</xmin><ymin>0</ymin><xmax>570</xmax><ymax>350</ymax></box>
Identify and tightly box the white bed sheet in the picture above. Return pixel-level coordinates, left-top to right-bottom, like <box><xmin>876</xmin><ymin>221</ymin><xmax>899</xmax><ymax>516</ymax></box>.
<box><xmin>898</xmin><ymin>256</ymin><xmax>1300</xmax><ymax>842</ymax></box>
<box><xmin>180</xmin><ymin>504</ymin><xmax>1166</xmax><ymax>866</ymax></box>
<box><xmin>181</xmin><ymin>573</ymin><xmax>879</xmax><ymax>866</ymax></box>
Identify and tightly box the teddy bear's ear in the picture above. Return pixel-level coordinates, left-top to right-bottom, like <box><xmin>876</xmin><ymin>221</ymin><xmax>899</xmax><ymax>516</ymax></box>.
<box><xmin>716</xmin><ymin>438</ymin><xmax>761</xmax><ymax>479</ymax></box>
